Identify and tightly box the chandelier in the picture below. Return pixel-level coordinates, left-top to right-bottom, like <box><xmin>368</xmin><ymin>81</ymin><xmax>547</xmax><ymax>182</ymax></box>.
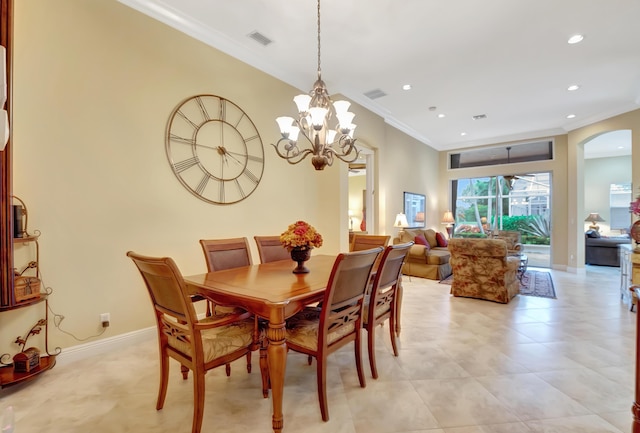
<box><xmin>272</xmin><ymin>0</ymin><xmax>359</xmax><ymax>171</ymax></box>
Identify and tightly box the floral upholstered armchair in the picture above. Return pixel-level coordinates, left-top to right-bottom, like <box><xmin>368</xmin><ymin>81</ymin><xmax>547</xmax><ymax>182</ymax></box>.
<box><xmin>448</xmin><ymin>238</ymin><xmax>520</xmax><ymax>304</ymax></box>
<box><xmin>492</xmin><ymin>230</ymin><xmax>523</xmax><ymax>256</ymax></box>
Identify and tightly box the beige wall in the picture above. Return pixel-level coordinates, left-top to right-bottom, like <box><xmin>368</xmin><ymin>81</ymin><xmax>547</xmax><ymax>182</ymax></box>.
<box><xmin>1</xmin><ymin>0</ymin><xmax>442</xmax><ymax>354</ymax></box>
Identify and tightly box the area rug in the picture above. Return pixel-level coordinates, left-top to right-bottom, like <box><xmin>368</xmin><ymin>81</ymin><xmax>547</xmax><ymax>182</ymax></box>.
<box><xmin>438</xmin><ymin>270</ymin><xmax>557</xmax><ymax>299</ymax></box>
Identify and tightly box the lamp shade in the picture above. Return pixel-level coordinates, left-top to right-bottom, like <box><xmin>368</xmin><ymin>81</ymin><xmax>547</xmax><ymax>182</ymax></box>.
<box><xmin>394</xmin><ymin>213</ymin><xmax>409</xmax><ymax>228</ymax></box>
<box><xmin>441</xmin><ymin>210</ymin><xmax>455</xmax><ymax>225</ymax></box>
<box><xmin>584</xmin><ymin>212</ymin><xmax>604</xmax><ymax>223</ymax></box>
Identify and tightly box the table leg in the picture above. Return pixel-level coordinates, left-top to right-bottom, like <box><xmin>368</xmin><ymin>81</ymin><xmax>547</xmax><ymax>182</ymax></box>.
<box><xmin>267</xmin><ymin>320</ymin><xmax>287</xmax><ymax>433</ymax></box>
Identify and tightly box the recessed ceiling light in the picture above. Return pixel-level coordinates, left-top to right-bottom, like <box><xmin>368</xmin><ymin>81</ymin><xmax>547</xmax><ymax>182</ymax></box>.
<box><xmin>567</xmin><ymin>114</ymin><xmax>576</xmax><ymax>119</ymax></box>
<box><xmin>567</xmin><ymin>84</ymin><xmax>580</xmax><ymax>91</ymax></box>
<box><xmin>402</xmin><ymin>84</ymin><xmax>412</xmax><ymax>90</ymax></box>
<box><xmin>438</xmin><ymin>114</ymin><xmax>445</xmax><ymax>118</ymax></box>
<box><xmin>568</xmin><ymin>34</ymin><xmax>584</xmax><ymax>44</ymax></box>
<box><xmin>460</xmin><ymin>132</ymin><xmax>467</xmax><ymax>136</ymax></box>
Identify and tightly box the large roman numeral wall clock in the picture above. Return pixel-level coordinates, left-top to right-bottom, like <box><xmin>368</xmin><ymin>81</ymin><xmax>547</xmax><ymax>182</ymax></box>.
<box><xmin>165</xmin><ymin>94</ymin><xmax>265</xmax><ymax>205</ymax></box>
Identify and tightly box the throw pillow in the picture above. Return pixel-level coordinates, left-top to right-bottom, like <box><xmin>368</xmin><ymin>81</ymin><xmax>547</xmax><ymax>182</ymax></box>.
<box><xmin>586</xmin><ymin>230</ymin><xmax>601</xmax><ymax>239</ymax></box>
<box><xmin>436</xmin><ymin>232</ymin><xmax>448</xmax><ymax>247</ymax></box>
<box><xmin>414</xmin><ymin>234</ymin><xmax>430</xmax><ymax>250</ymax></box>
<box><xmin>424</xmin><ymin>229</ymin><xmax>438</xmax><ymax>248</ymax></box>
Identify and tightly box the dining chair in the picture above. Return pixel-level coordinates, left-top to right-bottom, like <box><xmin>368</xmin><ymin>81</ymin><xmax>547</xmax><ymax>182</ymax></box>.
<box><xmin>349</xmin><ymin>234</ymin><xmax>391</xmax><ymax>252</ymax></box>
<box><xmin>199</xmin><ymin>237</ymin><xmax>253</xmax><ymax>316</ymax></box>
<box><xmin>199</xmin><ymin>238</ymin><xmax>255</xmax><ymax>375</ymax></box>
<box><xmin>254</xmin><ymin>235</ymin><xmax>290</xmax><ymax>263</ymax></box>
<box><xmin>126</xmin><ymin>251</ymin><xmax>268</xmax><ymax>433</ymax></box>
<box><xmin>285</xmin><ymin>247</ymin><xmax>383</xmax><ymax>421</ymax></box>
<box><xmin>363</xmin><ymin>242</ymin><xmax>412</xmax><ymax>379</ymax></box>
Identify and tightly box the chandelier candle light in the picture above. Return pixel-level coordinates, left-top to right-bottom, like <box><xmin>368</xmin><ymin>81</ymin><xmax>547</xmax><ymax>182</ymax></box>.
<box><xmin>272</xmin><ymin>0</ymin><xmax>360</xmax><ymax>170</ymax></box>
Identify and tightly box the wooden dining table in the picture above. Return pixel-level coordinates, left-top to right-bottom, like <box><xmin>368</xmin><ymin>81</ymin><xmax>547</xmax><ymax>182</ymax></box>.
<box><xmin>183</xmin><ymin>254</ymin><xmax>337</xmax><ymax>433</ymax></box>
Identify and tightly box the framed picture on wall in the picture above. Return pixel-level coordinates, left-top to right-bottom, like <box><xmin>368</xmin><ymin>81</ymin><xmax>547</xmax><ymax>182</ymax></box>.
<box><xmin>404</xmin><ymin>192</ymin><xmax>426</xmax><ymax>228</ymax></box>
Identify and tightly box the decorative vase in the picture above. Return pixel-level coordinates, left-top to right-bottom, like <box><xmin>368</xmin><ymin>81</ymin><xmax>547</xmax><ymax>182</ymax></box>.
<box><xmin>631</xmin><ymin>220</ymin><xmax>640</xmax><ymax>252</ymax></box>
<box><xmin>290</xmin><ymin>246</ymin><xmax>312</xmax><ymax>274</ymax></box>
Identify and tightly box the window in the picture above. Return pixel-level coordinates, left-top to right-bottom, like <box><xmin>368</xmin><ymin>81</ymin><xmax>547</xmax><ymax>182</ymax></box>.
<box><xmin>610</xmin><ymin>183</ymin><xmax>632</xmax><ymax>230</ymax></box>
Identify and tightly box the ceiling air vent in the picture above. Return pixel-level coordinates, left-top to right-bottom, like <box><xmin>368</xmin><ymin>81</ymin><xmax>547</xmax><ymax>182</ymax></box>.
<box><xmin>472</xmin><ymin>114</ymin><xmax>487</xmax><ymax>120</ymax></box>
<box><xmin>364</xmin><ymin>89</ymin><xmax>387</xmax><ymax>100</ymax></box>
<box><xmin>248</xmin><ymin>31</ymin><xmax>273</xmax><ymax>47</ymax></box>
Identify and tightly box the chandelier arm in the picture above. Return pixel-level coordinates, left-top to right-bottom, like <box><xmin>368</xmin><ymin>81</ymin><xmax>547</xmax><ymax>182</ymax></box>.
<box><xmin>270</xmin><ymin>140</ymin><xmax>315</xmax><ymax>165</ymax></box>
<box><xmin>323</xmin><ymin>142</ymin><xmax>360</xmax><ymax>164</ymax></box>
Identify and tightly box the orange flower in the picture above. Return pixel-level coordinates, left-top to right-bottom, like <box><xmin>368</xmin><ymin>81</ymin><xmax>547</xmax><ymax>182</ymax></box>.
<box><xmin>280</xmin><ymin>221</ymin><xmax>323</xmax><ymax>252</ymax></box>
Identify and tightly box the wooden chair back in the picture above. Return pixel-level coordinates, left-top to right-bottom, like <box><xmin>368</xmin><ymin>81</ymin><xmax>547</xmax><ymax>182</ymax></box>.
<box><xmin>127</xmin><ymin>251</ymin><xmax>195</xmax><ymax>327</ymax></box>
<box><xmin>364</xmin><ymin>242</ymin><xmax>412</xmax><ymax>378</ymax></box>
<box><xmin>319</xmin><ymin>247</ymin><xmax>383</xmax><ymax>351</ymax></box>
<box><xmin>350</xmin><ymin>234</ymin><xmax>390</xmax><ymax>252</ymax></box>
<box><xmin>254</xmin><ymin>235</ymin><xmax>290</xmax><ymax>263</ymax></box>
<box><xmin>199</xmin><ymin>237</ymin><xmax>253</xmax><ymax>272</ymax></box>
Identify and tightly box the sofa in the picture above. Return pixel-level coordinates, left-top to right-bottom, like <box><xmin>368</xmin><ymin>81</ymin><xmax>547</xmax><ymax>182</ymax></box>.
<box><xmin>448</xmin><ymin>238</ymin><xmax>520</xmax><ymax>304</ymax></box>
<box><xmin>393</xmin><ymin>228</ymin><xmax>451</xmax><ymax>280</ymax></box>
<box><xmin>585</xmin><ymin>230</ymin><xmax>630</xmax><ymax>267</ymax></box>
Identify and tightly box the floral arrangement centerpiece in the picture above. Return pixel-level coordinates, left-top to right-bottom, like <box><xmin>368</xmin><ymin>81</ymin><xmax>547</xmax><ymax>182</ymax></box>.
<box><xmin>280</xmin><ymin>221</ymin><xmax>323</xmax><ymax>273</ymax></box>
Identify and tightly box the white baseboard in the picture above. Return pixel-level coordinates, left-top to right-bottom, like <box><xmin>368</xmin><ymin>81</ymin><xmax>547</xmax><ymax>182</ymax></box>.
<box><xmin>565</xmin><ymin>265</ymin><xmax>587</xmax><ymax>274</ymax></box>
<box><xmin>56</xmin><ymin>326</ymin><xmax>156</xmax><ymax>367</ymax></box>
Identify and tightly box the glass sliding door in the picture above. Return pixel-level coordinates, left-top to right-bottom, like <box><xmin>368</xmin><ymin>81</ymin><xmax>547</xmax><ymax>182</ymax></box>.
<box><xmin>451</xmin><ymin>172</ymin><xmax>551</xmax><ymax>268</ymax></box>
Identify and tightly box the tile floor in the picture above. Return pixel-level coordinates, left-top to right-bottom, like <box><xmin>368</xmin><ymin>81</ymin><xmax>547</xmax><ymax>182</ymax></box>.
<box><xmin>0</xmin><ymin>265</ymin><xmax>635</xmax><ymax>433</ymax></box>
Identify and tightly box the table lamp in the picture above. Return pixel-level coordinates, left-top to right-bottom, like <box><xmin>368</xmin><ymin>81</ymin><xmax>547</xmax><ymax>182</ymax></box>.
<box><xmin>584</xmin><ymin>212</ymin><xmax>604</xmax><ymax>232</ymax></box>
<box><xmin>441</xmin><ymin>210</ymin><xmax>455</xmax><ymax>238</ymax></box>
<box><xmin>394</xmin><ymin>213</ymin><xmax>409</xmax><ymax>235</ymax></box>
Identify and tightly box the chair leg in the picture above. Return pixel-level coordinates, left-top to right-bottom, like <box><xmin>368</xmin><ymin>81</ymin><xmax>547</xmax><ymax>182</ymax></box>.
<box><xmin>192</xmin><ymin>367</ymin><xmax>206</xmax><ymax>433</ymax></box>
<box><xmin>307</xmin><ymin>355</ymin><xmax>313</xmax><ymax>365</ymax></box>
<box><xmin>367</xmin><ymin>324</ymin><xmax>378</xmax><ymax>379</ymax></box>
<box><xmin>395</xmin><ymin>281</ymin><xmax>403</xmax><ymax>337</ymax></box>
<box><xmin>355</xmin><ymin>329</ymin><xmax>366</xmax><ymax>389</ymax></box>
<box><xmin>157</xmin><ymin>352</ymin><xmax>170</xmax><ymax>410</ymax></box>
<box><xmin>316</xmin><ymin>356</ymin><xmax>329</xmax><ymax>422</ymax></box>
<box><xmin>388</xmin><ymin>316</ymin><xmax>399</xmax><ymax>357</ymax></box>
<box><xmin>246</xmin><ymin>352</ymin><xmax>252</xmax><ymax>373</ymax></box>
<box><xmin>180</xmin><ymin>364</ymin><xmax>189</xmax><ymax>380</ymax></box>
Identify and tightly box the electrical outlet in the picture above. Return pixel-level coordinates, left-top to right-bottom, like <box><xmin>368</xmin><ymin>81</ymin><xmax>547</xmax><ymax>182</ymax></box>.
<box><xmin>100</xmin><ymin>313</ymin><xmax>110</xmax><ymax>328</ymax></box>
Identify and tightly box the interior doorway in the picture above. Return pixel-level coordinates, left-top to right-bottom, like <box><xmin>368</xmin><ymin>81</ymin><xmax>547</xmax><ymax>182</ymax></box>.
<box><xmin>348</xmin><ymin>147</ymin><xmax>374</xmax><ymax>234</ymax></box>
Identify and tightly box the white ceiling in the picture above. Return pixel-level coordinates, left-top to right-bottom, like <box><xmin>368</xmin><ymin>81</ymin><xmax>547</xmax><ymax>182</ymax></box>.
<box><xmin>119</xmin><ymin>0</ymin><xmax>640</xmax><ymax>154</ymax></box>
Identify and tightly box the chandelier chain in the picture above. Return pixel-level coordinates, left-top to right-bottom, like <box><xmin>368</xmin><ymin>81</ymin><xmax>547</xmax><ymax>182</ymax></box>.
<box><xmin>317</xmin><ymin>0</ymin><xmax>321</xmax><ymax>75</ymax></box>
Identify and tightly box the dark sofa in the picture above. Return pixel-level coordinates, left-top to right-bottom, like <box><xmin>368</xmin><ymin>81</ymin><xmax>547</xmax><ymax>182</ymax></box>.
<box><xmin>585</xmin><ymin>230</ymin><xmax>630</xmax><ymax>266</ymax></box>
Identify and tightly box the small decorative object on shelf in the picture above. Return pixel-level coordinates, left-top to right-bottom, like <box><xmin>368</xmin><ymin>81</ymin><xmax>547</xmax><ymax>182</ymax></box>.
<box><xmin>280</xmin><ymin>220</ymin><xmax>323</xmax><ymax>274</ymax></box>
<box><xmin>14</xmin><ymin>274</ymin><xmax>40</xmax><ymax>303</ymax></box>
<box><xmin>13</xmin><ymin>347</ymin><xmax>40</xmax><ymax>373</ymax></box>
